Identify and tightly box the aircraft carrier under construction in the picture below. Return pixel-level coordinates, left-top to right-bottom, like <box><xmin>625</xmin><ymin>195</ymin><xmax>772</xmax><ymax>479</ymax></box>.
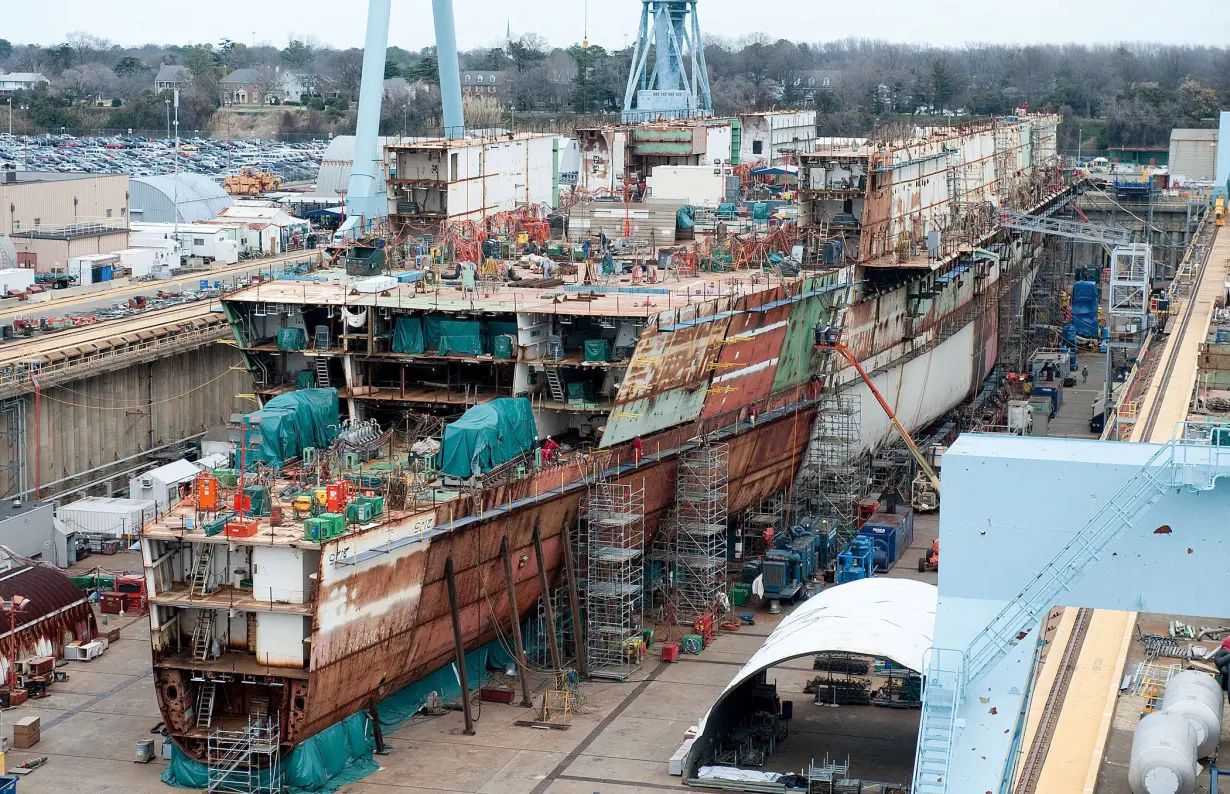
<box><xmin>139</xmin><ymin>107</ymin><xmax>1071</xmax><ymax>770</ymax></box>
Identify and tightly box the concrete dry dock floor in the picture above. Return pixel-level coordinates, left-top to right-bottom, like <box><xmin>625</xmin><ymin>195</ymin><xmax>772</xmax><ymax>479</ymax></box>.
<box><xmin>8</xmin><ymin>524</ymin><xmax>939</xmax><ymax>794</ymax></box>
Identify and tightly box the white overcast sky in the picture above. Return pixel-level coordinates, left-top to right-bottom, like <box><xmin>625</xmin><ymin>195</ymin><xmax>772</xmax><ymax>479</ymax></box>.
<box><xmin>4</xmin><ymin>0</ymin><xmax>1227</xmax><ymax>50</ymax></box>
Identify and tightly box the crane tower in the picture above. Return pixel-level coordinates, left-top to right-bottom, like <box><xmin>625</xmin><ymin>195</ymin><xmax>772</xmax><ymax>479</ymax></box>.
<box><xmin>621</xmin><ymin>0</ymin><xmax>713</xmax><ymax>123</ymax></box>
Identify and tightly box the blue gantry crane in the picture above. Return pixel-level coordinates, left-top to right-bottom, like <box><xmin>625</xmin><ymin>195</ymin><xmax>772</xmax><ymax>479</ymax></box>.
<box><xmin>622</xmin><ymin>0</ymin><xmax>713</xmax><ymax>123</ymax></box>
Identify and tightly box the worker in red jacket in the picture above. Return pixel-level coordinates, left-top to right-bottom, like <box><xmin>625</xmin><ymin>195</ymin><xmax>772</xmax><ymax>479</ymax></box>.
<box><xmin>542</xmin><ymin>437</ymin><xmax>559</xmax><ymax>467</ymax></box>
<box><xmin>632</xmin><ymin>437</ymin><xmax>643</xmax><ymax>466</ymax></box>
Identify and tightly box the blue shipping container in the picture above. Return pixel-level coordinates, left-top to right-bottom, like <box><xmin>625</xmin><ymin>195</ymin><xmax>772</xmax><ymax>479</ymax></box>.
<box><xmin>0</xmin><ymin>774</ymin><xmax>17</xmax><ymax>793</ymax></box>
<box><xmin>859</xmin><ymin>508</ymin><xmax>915</xmax><ymax>566</ymax></box>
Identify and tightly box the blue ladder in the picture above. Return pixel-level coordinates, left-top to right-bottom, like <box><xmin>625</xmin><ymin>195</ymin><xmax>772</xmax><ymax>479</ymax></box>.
<box><xmin>912</xmin><ymin>648</ymin><xmax>966</xmax><ymax>794</ymax></box>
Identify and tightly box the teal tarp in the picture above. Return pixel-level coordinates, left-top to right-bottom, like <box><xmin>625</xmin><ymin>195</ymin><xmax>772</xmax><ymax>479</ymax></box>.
<box><xmin>392</xmin><ymin>316</ymin><xmax>425</xmax><ymax>354</ymax></box>
<box><xmin>424</xmin><ymin>317</ymin><xmax>483</xmax><ymax>356</ymax></box>
<box><xmin>583</xmin><ymin>339</ymin><xmax>610</xmax><ymax>362</ymax></box>
<box><xmin>162</xmin><ymin>638</ymin><xmax>516</xmax><ymax>794</ymax></box>
<box><xmin>244</xmin><ymin>388</ymin><xmax>340</xmax><ymax>467</ymax></box>
<box><xmin>297</xmin><ymin>370</ymin><xmax>316</xmax><ymax>390</ymax></box>
<box><xmin>277</xmin><ymin>327</ymin><xmax>308</xmax><ymax>351</ymax></box>
<box><xmin>438</xmin><ymin>397</ymin><xmax>537</xmax><ymax>478</ymax></box>
<box><xmin>677</xmin><ymin>204</ymin><xmax>696</xmax><ymax>229</ymax></box>
<box><xmin>492</xmin><ymin>335</ymin><xmax>515</xmax><ymax>360</ymax></box>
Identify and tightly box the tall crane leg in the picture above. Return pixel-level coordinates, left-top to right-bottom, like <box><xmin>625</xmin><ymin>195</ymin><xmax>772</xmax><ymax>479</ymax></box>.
<box><xmin>432</xmin><ymin>0</ymin><xmax>466</xmax><ymax>138</ymax></box>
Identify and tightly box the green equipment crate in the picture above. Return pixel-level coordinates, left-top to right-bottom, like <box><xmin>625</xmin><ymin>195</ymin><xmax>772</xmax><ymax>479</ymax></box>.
<box><xmin>319</xmin><ymin>512</ymin><xmax>346</xmax><ymax>539</ymax></box>
<box><xmin>303</xmin><ymin>517</ymin><xmax>327</xmax><ymax>542</ymax></box>
<box><xmin>730</xmin><ymin>583</ymin><xmax>751</xmax><ymax>607</ymax></box>
<box><xmin>357</xmin><ymin>495</ymin><xmax>385</xmax><ymax>515</ymax></box>
<box><xmin>346</xmin><ymin>501</ymin><xmax>373</xmax><ymax>524</ymax></box>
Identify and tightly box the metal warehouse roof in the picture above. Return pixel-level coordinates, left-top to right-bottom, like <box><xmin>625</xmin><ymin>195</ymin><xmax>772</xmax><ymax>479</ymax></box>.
<box><xmin>0</xmin><ymin>562</ymin><xmax>96</xmax><ymax>639</ymax></box>
<box><xmin>696</xmin><ymin>577</ymin><xmax>937</xmax><ymax>737</ymax></box>
<box><xmin>130</xmin><ymin>173</ymin><xmax>234</xmax><ymax>224</ymax></box>
<box><xmin>317</xmin><ymin>136</ymin><xmax>397</xmax><ymax>197</ymax></box>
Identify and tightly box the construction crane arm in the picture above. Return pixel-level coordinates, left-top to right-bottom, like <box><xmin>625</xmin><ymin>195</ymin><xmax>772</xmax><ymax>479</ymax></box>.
<box><xmin>819</xmin><ymin>339</ymin><xmax>942</xmax><ymax>493</ymax></box>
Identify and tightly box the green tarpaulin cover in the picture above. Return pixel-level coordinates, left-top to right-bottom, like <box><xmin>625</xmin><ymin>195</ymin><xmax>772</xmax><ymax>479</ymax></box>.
<box><xmin>566</xmin><ymin>382</ymin><xmax>588</xmax><ymax>401</ymax></box>
<box><xmin>297</xmin><ymin>370</ymin><xmax>316</xmax><ymax>390</ymax></box>
<box><xmin>583</xmin><ymin>339</ymin><xmax>610</xmax><ymax>362</ymax></box>
<box><xmin>277</xmin><ymin>327</ymin><xmax>308</xmax><ymax>351</ymax></box>
<box><xmin>423</xmin><ymin>317</ymin><xmax>483</xmax><ymax>356</ymax></box>
<box><xmin>492</xmin><ymin>334</ymin><xmax>515</xmax><ymax>359</ymax></box>
<box><xmin>162</xmin><ymin>638</ymin><xmax>516</xmax><ymax>793</ymax></box>
<box><xmin>392</xmin><ymin>316</ymin><xmax>425</xmax><ymax>354</ymax></box>
<box><xmin>244</xmin><ymin>389</ymin><xmax>340</xmax><ymax>468</ymax></box>
<box><xmin>438</xmin><ymin>397</ymin><xmax>537</xmax><ymax>478</ymax></box>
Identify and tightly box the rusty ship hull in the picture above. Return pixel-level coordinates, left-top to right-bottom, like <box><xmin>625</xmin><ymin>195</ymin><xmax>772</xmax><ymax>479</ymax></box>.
<box><xmin>146</xmin><ymin>113</ymin><xmax>1066</xmax><ymax>763</ymax></box>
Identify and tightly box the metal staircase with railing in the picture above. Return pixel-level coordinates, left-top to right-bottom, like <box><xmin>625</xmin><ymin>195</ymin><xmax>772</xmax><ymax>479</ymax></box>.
<box><xmin>192</xmin><ymin>608</ymin><xmax>217</xmax><ymax>661</ymax></box>
<box><xmin>913</xmin><ymin>427</ymin><xmax>1230</xmax><ymax>793</ymax></box>
<box><xmin>190</xmin><ymin>544</ymin><xmax>215</xmax><ymax>597</ymax></box>
<box><xmin>544</xmin><ymin>368</ymin><xmax>566</xmax><ymax>402</ymax></box>
<box><xmin>196</xmin><ymin>679</ymin><xmax>217</xmax><ymax>730</ymax></box>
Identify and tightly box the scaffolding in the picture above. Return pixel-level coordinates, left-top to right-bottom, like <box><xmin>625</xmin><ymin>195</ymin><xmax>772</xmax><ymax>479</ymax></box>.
<box><xmin>583</xmin><ymin>479</ymin><xmax>645</xmax><ymax>681</ymax></box>
<box><xmin>206</xmin><ymin>716</ymin><xmax>283</xmax><ymax>794</ymax></box>
<box><xmin>673</xmin><ymin>443</ymin><xmax>729</xmax><ymax>625</ymax></box>
<box><xmin>995</xmin><ymin>120</ymin><xmax>1018</xmax><ymax>210</ymax></box>
<box><xmin>802</xmin><ymin>394</ymin><xmax>864</xmax><ymax>544</ymax></box>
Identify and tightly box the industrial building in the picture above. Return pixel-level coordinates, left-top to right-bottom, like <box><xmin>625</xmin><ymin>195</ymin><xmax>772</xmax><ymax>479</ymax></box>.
<box><xmin>129</xmin><ymin>173</ymin><xmax>235</xmax><ymax>224</ymax></box>
<box><xmin>1168</xmin><ymin>128</ymin><xmax>1218</xmax><ymax>182</ymax></box>
<box><xmin>0</xmin><ymin>171</ymin><xmax>129</xmax><ymax>272</ymax></box>
<box><xmin>575</xmin><ymin>118</ymin><xmax>736</xmax><ymax>194</ymax></box>
<box><xmin>387</xmin><ymin>133</ymin><xmax>560</xmax><ymax>231</ymax></box>
<box><xmin>739</xmin><ymin>109</ymin><xmax>818</xmax><ymax>164</ymax></box>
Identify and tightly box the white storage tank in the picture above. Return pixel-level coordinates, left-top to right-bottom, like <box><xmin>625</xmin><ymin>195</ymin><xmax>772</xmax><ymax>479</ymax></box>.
<box><xmin>1159</xmin><ymin>670</ymin><xmax>1224</xmax><ymax>758</ymax></box>
<box><xmin>1128</xmin><ymin>710</ymin><xmax>1199</xmax><ymax>794</ymax></box>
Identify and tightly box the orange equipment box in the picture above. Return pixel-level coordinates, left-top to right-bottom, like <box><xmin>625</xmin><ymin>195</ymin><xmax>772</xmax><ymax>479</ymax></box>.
<box><xmin>224</xmin><ymin>518</ymin><xmax>259</xmax><ymax>538</ymax></box>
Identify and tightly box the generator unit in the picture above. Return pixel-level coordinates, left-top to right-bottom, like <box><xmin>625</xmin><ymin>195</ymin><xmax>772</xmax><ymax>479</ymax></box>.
<box><xmin>836</xmin><ymin>536</ymin><xmax>876</xmax><ymax>584</ymax></box>
<box><xmin>761</xmin><ymin>532</ymin><xmax>819</xmax><ymax>612</ymax></box>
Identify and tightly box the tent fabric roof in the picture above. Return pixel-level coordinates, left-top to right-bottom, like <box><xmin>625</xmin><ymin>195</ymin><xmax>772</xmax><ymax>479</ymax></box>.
<box><xmin>696</xmin><ymin>577</ymin><xmax>937</xmax><ymax>736</ymax></box>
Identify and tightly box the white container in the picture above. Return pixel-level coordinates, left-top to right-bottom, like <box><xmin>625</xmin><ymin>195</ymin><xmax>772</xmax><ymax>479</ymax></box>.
<box><xmin>355</xmin><ymin>276</ymin><xmax>398</xmax><ymax>294</ymax></box>
<box><xmin>57</xmin><ymin>497</ymin><xmax>158</xmax><ymax>537</ymax></box>
<box><xmin>1128</xmin><ymin>709</ymin><xmax>1198</xmax><ymax>794</ymax></box>
<box><xmin>0</xmin><ymin>267</ymin><xmax>35</xmax><ymax>295</ymax></box>
<box><xmin>114</xmin><ymin>248</ymin><xmax>158</xmax><ymax>279</ymax></box>
<box><xmin>1160</xmin><ymin>670</ymin><xmax>1224</xmax><ymax>758</ymax></box>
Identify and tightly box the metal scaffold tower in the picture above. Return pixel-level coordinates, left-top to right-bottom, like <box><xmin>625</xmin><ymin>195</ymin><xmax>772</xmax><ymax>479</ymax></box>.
<box><xmin>583</xmin><ymin>479</ymin><xmax>645</xmax><ymax>681</ymax></box>
<box><xmin>803</xmin><ymin>395</ymin><xmax>865</xmax><ymax>543</ymax></box>
<box><xmin>206</xmin><ymin>717</ymin><xmax>283</xmax><ymax>794</ymax></box>
<box><xmin>994</xmin><ymin>120</ymin><xmax>1018</xmax><ymax>209</ymax></box>
<box><xmin>673</xmin><ymin>443</ymin><xmax>729</xmax><ymax>624</ymax></box>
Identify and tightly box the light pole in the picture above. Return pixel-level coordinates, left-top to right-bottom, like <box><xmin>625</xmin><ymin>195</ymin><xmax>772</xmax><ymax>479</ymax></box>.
<box><xmin>1076</xmin><ymin>127</ymin><xmax>1082</xmax><ymax>167</ymax></box>
<box><xmin>165</xmin><ymin>99</ymin><xmax>170</xmax><ymax>140</ymax></box>
<box><xmin>5</xmin><ymin>98</ymin><xmax>10</xmax><ymax>137</ymax></box>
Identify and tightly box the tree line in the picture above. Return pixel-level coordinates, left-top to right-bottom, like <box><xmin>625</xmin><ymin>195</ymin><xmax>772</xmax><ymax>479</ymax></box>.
<box><xmin>0</xmin><ymin>33</ymin><xmax>1226</xmax><ymax>149</ymax></box>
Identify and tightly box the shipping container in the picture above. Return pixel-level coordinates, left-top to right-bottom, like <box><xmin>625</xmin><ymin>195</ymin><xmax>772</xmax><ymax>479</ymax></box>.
<box><xmin>57</xmin><ymin>497</ymin><xmax>157</xmax><ymax>537</ymax></box>
<box><xmin>858</xmin><ymin>507</ymin><xmax>914</xmax><ymax>567</ymax></box>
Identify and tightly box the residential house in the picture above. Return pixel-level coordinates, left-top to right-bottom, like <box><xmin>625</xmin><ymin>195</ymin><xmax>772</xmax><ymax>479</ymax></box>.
<box><xmin>0</xmin><ymin>73</ymin><xmax>50</xmax><ymax>93</ymax></box>
<box><xmin>461</xmin><ymin>71</ymin><xmax>509</xmax><ymax>102</ymax></box>
<box><xmin>222</xmin><ymin>67</ymin><xmax>314</xmax><ymax>105</ymax></box>
<box><xmin>154</xmin><ymin>65</ymin><xmax>191</xmax><ymax>93</ymax></box>
<box><xmin>792</xmin><ymin>70</ymin><xmax>840</xmax><ymax>103</ymax></box>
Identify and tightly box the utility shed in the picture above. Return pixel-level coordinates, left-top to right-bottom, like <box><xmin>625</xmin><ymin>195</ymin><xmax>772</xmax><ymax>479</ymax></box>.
<box><xmin>129</xmin><ymin>459</ymin><xmax>201</xmax><ymax>511</ymax></box>
<box><xmin>129</xmin><ymin>174</ymin><xmax>235</xmax><ymax>224</ymax></box>
<box><xmin>1168</xmin><ymin>128</ymin><xmax>1219</xmax><ymax>182</ymax></box>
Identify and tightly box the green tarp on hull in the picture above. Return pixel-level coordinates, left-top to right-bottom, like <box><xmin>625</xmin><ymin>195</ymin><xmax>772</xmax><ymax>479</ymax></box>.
<box><xmin>243</xmin><ymin>388</ymin><xmax>340</xmax><ymax>468</ymax></box>
<box><xmin>437</xmin><ymin>397</ymin><xmax>537</xmax><ymax>478</ymax></box>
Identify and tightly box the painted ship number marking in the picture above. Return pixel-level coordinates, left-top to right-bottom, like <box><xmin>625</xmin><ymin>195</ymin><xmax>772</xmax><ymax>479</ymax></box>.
<box><xmin>329</xmin><ymin>546</ymin><xmax>353</xmax><ymax>567</ymax></box>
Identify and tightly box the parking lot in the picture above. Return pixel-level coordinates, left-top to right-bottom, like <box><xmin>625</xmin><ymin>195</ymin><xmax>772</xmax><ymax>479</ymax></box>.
<box><xmin>0</xmin><ymin>135</ymin><xmax>326</xmax><ymax>183</ymax></box>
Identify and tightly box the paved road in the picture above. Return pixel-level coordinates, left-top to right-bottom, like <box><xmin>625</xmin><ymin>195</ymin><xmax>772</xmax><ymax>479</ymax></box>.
<box><xmin>0</xmin><ymin>250</ymin><xmax>322</xmax><ymax>324</ymax></box>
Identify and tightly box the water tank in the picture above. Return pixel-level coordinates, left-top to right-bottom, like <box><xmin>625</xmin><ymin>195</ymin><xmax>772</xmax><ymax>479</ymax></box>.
<box><xmin>1159</xmin><ymin>671</ymin><xmax>1224</xmax><ymax>758</ymax></box>
<box><xmin>0</xmin><ymin>234</ymin><xmax>16</xmax><ymax>270</ymax></box>
<box><xmin>1128</xmin><ymin>710</ymin><xmax>1198</xmax><ymax>794</ymax></box>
